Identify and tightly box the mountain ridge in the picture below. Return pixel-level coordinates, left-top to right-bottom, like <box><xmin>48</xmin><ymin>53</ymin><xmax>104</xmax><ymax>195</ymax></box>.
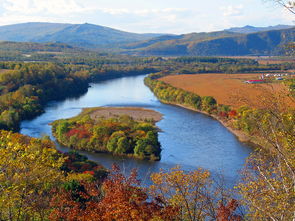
<box><xmin>0</xmin><ymin>22</ymin><xmax>294</xmax><ymax>56</ymax></box>
<box><xmin>121</xmin><ymin>28</ymin><xmax>295</xmax><ymax>56</ymax></box>
<box><xmin>0</xmin><ymin>22</ymin><xmax>163</xmax><ymax>48</ymax></box>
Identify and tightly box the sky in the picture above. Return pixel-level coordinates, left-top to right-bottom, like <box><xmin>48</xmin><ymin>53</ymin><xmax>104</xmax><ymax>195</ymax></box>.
<box><xmin>0</xmin><ymin>0</ymin><xmax>294</xmax><ymax>34</ymax></box>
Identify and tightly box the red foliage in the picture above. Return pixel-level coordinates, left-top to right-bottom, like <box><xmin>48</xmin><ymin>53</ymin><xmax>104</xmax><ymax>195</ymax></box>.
<box><xmin>66</xmin><ymin>125</ymin><xmax>91</xmax><ymax>139</ymax></box>
<box><xmin>83</xmin><ymin>171</ymin><xmax>95</xmax><ymax>175</ymax></box>
<box><xmin>217</xmin><ymin>199</ymin><xmax>242</xmax><ymax>221</ymax></box>
<box><xmin>228</xmin><ymin>110</ymin><xmax>237</xmax><ymax>118</ymax></box>
<box><xmin>50</xmin><ymin>164</ymin><xmax>179</xmax><ymax>221</ymax></box>
<box><xmin>219</xmin><ymin>111</ymin><xmax>228</xmax><ymax>118</ymax></box>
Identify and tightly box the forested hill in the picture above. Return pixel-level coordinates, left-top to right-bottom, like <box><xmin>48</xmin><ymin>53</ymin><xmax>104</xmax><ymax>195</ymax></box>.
<box><xmin>122</xmin><ymin>27</ymin><xmax>295</xmax><ymax>56</ymax></box>
<box><xmin>0</xmin><ymin>41</ymin><xmax>82</xmax><ymax>53</ymax></box>
<box><xmin>0</xmin><ymin>22</ymin><xmax>162</xmax><ymax>48</ymax></box>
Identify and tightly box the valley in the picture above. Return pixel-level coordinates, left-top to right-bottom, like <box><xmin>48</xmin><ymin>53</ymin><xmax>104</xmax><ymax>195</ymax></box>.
<box><xmin>0</xmin><ymin>3</ymin><xmax>294</xmax><ymax>218</ymax></box>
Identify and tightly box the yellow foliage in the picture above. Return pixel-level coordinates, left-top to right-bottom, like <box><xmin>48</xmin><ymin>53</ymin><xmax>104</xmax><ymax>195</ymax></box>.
<box><xmin>0</xmin><ymin>130</ymin><xmax>65</xmax><ymax>220</ymax></box>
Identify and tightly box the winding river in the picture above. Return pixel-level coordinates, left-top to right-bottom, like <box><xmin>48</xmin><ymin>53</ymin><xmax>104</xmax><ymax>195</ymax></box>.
<box><xmin>20</xmin><ymin>75</ymin><xmax>251</xmax><ymax>186</ymax></box>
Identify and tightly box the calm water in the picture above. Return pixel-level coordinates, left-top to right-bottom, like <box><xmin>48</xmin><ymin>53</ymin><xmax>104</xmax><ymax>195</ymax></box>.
<box><xmin>20</xmin><ymin>75</ymin><xmax>251</xmax><ymax>186</ymax></box>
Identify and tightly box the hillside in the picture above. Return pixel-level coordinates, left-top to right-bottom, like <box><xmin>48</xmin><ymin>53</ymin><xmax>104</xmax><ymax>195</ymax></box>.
<box><xmin>122</xmin><ymin>28</ymin><xmax>295</xmax><ymax>56</ymax></box>
<box><xmin>0</xmin><ymin>22</ymin><xmax>162</xmax><ymax>48</ymax></box>
<box><xmin>0</xmin><ymin>41</ymin><xmax>81</xmax><ymax>52</ymax></box>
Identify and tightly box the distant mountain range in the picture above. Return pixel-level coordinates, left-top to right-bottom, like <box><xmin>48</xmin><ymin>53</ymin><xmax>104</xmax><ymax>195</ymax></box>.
<box><xmin>0</xmin><ymin>22</ymin><xmax>294</xmax><ymax>56</ymax></box>
<box><xmin>224</xmin><ymin>24</ymin><xmax>294</xmax><ymax>34</ymax></box>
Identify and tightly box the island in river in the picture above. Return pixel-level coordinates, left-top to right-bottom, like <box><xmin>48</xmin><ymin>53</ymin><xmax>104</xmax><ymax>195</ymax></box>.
<box><xmin>52</xmin><ymin>107</ymin><xmax>162</xmax><ymax>161</ymax></box>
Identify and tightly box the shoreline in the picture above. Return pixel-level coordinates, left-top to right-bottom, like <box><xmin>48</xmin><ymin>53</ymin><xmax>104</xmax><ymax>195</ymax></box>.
<box><xmin>158</xmin><ymin>100</ymin><xmax>258</xmax><ymax>148</ymax></box>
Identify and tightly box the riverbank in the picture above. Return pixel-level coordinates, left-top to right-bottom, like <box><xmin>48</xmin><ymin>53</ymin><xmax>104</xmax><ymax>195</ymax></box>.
<box><xmin>144</xmin><ymin>73</ymin><xmax>260</xmax><ymax>149</ymax></box>
<box><xmin>161</xmin><ymin>101</ymin><xmax>255</xmax><ymax>145</ymax></box>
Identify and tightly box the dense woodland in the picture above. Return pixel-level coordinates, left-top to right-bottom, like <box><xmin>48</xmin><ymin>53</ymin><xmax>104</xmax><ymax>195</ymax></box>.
<box><xmin>52</xmin><ymin>109</ymin><xmax>161</xmax><ymax>160</ymax></box>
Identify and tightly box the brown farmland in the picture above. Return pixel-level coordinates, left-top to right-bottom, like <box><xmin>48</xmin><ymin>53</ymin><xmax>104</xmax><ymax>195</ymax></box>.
<box><xmin>161</xmin><ymin>73</ymin><xmax>295</xmax><ymax>109</ymax></box>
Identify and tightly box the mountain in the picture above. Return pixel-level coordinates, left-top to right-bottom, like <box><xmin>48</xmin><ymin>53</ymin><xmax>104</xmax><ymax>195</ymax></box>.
<box><xmin>122</xmin><ymin>31</ymin><xmax>236</xmax><ymax>50</ymax></box>
<box><xmin>0</xmin><ymin>22</ymin><xmax>163</xmax><ymax>48</ymax></box>
<box><xmin>121</xmin><ymin>28</ymin><xmax>295</xmax><ymax>56</ymax></box>
<box><xmin>225</xmin><ymin>24</ymin><xmax>294</xmax><ymax>34</ymax></box>
<box><xmin>0</xmin><ymin>22</ymin><xmax>294</xmax><ymax>56</ymax></box>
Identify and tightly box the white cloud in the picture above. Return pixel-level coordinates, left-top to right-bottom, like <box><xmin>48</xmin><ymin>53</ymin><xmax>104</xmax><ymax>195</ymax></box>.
<box><xmin>99</xmin><ymin>8</ymin><xmax>130</xmax><ymax>15</ymax></box>
<box><xmin>220</xmin><ymin>5</ymin><xmax>244</xmax><ymax>17</ymax></box>
<box><xmin>95</xmin><ymin>7</ymin><xmax>190</xmax><ymax>17</ymax></box>
<box><xmin>3</xmin><ymin>0</ymin><xmax>92</xmax><ymax>15</ymax></box>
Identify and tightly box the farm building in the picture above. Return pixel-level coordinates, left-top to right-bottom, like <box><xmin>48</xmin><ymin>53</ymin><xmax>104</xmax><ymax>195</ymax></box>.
<box><xmin>244</xmin><ymin>79</ymin><xmax>265</xmax><ymax>84</ymax></box>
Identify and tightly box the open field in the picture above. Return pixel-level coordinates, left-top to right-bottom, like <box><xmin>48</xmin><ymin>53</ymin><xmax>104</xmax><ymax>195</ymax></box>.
<box><xmin>87</xmin><ymin>107</ymin><xmax>163</xmax><ymax>122</ymax></box>
<box><xmin>161</xmin><ymin>73</ymin><xmax>295</xmax><ymax>109</ymax></box>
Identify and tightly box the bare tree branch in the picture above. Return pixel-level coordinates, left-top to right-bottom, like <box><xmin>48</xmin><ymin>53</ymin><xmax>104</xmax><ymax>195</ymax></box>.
<box><xmin>273</xmin><ymin>0</ymin><xmax>295</xmax><ymax>14</ymax></box>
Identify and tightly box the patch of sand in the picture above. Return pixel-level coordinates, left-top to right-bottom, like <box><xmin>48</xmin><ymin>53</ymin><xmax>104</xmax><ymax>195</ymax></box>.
<box><xmin>87</xmin><ymin>107</ymin><xmax>162</xmax><ymax>122</ymax></box>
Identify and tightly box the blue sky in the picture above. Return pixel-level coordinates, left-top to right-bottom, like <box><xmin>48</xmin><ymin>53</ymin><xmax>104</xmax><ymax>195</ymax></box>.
<box><xmin>0</xmin><ymin>0</ymin><xmax>294</xmax><ymax>34</ymax></box>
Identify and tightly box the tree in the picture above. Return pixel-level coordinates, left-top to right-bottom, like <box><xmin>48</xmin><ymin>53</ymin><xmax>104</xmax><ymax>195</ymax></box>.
<box><xmin>149</xmin><ymin>166</ymin><xmax>242</xmax><ymax>221</ymax></box>
<box><xmin>116</xmin><ymin>136</ymin><xmax>131</xmax><ymax>154</ymax></box>
<box><xmin>50</xmin><ymin>165</ymin><xmax>178</xmax><ymax>220</ymax></box>
<box><xmin>272</xmin><ymin>0</ymin><xmax>295</xmax><ymax>14</ymax></box>
<box><xmin>237</xmin><ymin>92</ymin><xmax>295</xmax><ymax>220</ymax></box>
<box><xmin>0</xmin><ymin>130</ymin><xmax>65</xmax><ymax>220</ymax></box>
<box><xmin>202</xmin><ymin>96</ymin><xmax>217</xmax><ymax>112</ymax></box>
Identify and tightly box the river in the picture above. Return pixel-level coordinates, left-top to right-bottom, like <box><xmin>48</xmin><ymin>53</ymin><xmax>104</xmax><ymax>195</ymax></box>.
<box><xmin>20</xmin><ymin>75</ymin><xmax>251</xmax><ymax>186</ymax></box>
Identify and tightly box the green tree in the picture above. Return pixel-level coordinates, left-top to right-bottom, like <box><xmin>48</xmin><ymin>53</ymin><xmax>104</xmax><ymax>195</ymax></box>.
<box><xmin>115</xmin><ymin>136</ymin><xmax>131</xmax><ymax>154</ymax></box>
<box><xmin>107</xmin><ymin>131</ymin><xmax>125</xmax><ymax>152</ymax></box>
<box><xmin>56</xmin><ymin>121</ymin><xmax>69</xmax><ymax>140</ymax></box>
<box><xmin>201</xmin><ymin>96</ymin><xmax>217</xmax><ymax>112</ymax></box>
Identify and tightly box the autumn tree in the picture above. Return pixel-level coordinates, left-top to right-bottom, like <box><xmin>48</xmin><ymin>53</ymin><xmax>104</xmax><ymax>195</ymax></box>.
<box><xmin>0</xmin><ymin>130</ymin><xmax>65</xmax><ymax>220</ymax></box>
<box><xmin>50</xmin><ymin>165</ymin><xmax>179</xmax><ymax>221</ymax></box>
<box><xmin>149</xmin><ymin>166</ymin><xmax>242</xmax><ymax>221</ymax></box>
<box><xmin>237</xmin><ymin>91</ymin><xmax>295</xmax><ymax>220</ymax></box>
